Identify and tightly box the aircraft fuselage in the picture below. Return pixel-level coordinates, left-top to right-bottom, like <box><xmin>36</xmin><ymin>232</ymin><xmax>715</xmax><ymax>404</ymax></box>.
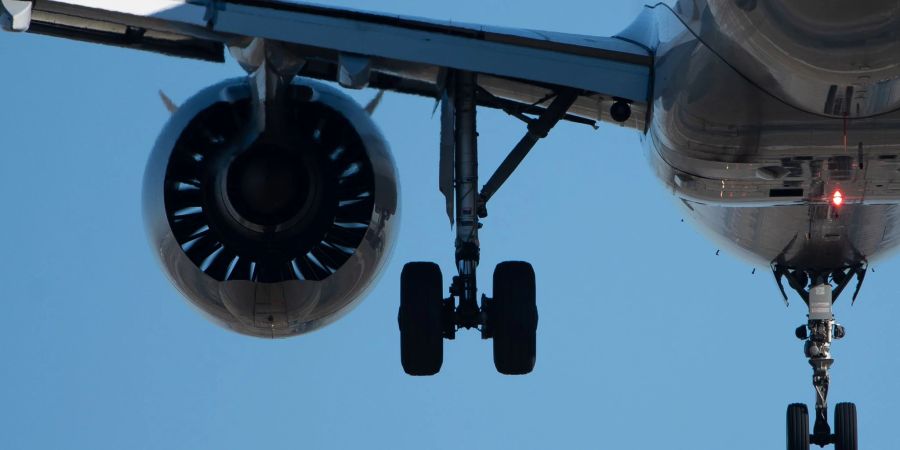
<box><xmin>645</xmin><ymin>1</ymin><xmax>900</xmax><ymax>271</ymax></box>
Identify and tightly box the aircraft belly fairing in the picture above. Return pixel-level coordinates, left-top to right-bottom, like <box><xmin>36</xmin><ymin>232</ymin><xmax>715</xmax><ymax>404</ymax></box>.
<box><xmin>648</xmin><ymin>3</ymin><xmax>900</xmax><ymax>270</ymax></box>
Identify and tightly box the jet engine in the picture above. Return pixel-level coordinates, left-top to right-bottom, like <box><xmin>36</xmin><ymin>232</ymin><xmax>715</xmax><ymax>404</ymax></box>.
<box><xmin>143</xmin><ymin>78</ymin><xmax>398</xmax><ymax>338</ymax></box>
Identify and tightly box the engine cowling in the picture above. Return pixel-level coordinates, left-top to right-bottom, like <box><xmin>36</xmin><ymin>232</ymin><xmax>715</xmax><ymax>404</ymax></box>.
<box><xmin>143</xmin><ymin>78</ymin><xmax>398</xmax><ymax>338</ymax></box>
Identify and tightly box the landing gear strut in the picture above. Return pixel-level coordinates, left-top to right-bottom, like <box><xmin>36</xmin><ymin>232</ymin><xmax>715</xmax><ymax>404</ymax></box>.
<box><xmin>399</xmin><ymin>70</ymin><xmax>575</xmax><ymax>375</ymax></box>
<box><xmin>775</xmin><ymin>267</ymin><xmax>862</xmax><ymax>450</ymax></box>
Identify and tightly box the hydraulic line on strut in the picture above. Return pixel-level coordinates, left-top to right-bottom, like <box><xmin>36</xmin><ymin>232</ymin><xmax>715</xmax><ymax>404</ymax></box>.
<box><xmin>452</xmin><ymin>71</ymin><xmax>481</xmax><ymax>329</ymax></box>
<box><xmin>444</xmin><ymin>71</ymin><xmax>578</xmax><ymax>332</ymax></box>
<box><xmin>801</xmin><ymin>282</ymin><xmax>845</xmax><ymax>447</ymax></box>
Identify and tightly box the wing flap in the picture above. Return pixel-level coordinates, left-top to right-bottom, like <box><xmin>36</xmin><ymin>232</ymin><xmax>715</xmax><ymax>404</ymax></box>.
<box><xmin>15</xmin><ymin>1</ymin><xmax>225</xmax><ymax>61</ymax></box>
<box><xmin>4</xmin><ymin>0</ymin><xmax>653</xmax><ymax>127</ymax></box>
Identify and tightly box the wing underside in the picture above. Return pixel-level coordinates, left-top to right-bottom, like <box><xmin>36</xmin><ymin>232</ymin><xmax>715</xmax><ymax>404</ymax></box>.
<box><xmin>2</xmin><ymin>0</ymin><xmax>653</xmax><ymax>128</ymax></box>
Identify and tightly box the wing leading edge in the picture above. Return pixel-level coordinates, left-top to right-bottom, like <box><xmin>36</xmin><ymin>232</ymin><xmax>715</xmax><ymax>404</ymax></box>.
<box><xmin>2</xmin><ymin>0</ymin><xmax>653</xmax><ymax>128</ymax></box>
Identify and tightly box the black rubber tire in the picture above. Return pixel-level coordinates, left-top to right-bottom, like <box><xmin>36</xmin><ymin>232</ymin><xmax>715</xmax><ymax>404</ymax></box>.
<box><xmin>492</xmin><ymin>261</ymin><xmax>538</xmax><ymax>375</ymax></box>
<box><xmin>786</xmin><ymin>403</ymin><xmax>810</xmax><ymax>450</ymax></box>
<box><xmin>834</xmin><ymin>402</ymin><xmax>858</xmax><ymax>450</ymax></box>
<box><xmin>398</xmin><ymin>262</ymin><xmax>444</xmax><ymax>376</ymax></box>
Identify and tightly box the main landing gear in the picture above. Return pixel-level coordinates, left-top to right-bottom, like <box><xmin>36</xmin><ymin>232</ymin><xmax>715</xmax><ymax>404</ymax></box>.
<box><xmin>774</xmin><ymin>265</ymin><xmax>865</xmax><ymax>450</ymax></box>
<box><xmin>398</xmin><ymin>70</ymin><xmax>578</xmax><ymax>375</ymax></box>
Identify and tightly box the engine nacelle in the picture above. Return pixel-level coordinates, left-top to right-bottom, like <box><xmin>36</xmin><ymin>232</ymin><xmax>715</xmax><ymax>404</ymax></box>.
<box><xmin>143</xmin><ymin>78</ymin><xmax>398</xmax><ymax>338</ymax></box>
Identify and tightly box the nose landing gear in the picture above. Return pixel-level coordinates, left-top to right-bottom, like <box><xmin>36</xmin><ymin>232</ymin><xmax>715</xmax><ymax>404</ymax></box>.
<box><xmin>776</xmin><ymin>266</ymin><xmax>864</xmax><ymax>450</ymax></box>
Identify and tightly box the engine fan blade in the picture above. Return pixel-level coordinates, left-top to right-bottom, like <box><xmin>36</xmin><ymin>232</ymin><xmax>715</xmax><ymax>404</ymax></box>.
<box><xmin>170</xmin><ymin>213</ymin><xmax>208</xmax><ymax>244</ymax></box>
<box><xmin>204</xmin><ymin>247</ymin><xmax>237</xmax><ymax>280</ymax></box>
<box><xmin>310</xmin><ymin>244</ymin><xmax>345</xmax><ymax>270</ymax></box>
<box><xmin>189</xmin><ymin>107</ymin><xmax>245</xmax><ymax>150</ymax></box>
<box><xmin>255</xmin><ymin>261</ymin><xmax>299</xmax><ymax>283</ymax></box>
<box><xmin>324</xmin><ymin>223</ymin><xmax>367</xmax><ymax>248</ymax></box>
<box><xmin>166</xmin><ymin>150</ymin><xmax>204</xmax><ymax>187</ymax></box>
<box><xmin>297</xmin><ymin>254</ymin><xmax>331</xmax><ymax>281</ymax></box>
<box><xmin>317</xmin><ymin>116</ymin><xmax>349</xmax><ymax>151</ymax></box>
<box><xmin>330</xmin><ymin>147</ymin><xmax>364</xmax><ymax>173</ymax></box>
<box><xmin>183</xmin><ymin>234</ymin><xmax>221</xmax><ymax>266</ymax></box>
<box><xmin>229</xmin><ymin>256</ymin><xmax>253</xmax><ymax>280</ymax></box>
<box><xmin>166</xmin><ymin>187</ymin><xmax>203</xmax><ymax>213</ymax></box>
<box><xmin>335</xmin><ymin>199</ymin><xmax>374</xmax><ymax>223</ymax></box>
<box><xmin>336</xmin><ymin>184</ymin><xmax>372</xmax><ymax>202</ymax></box>
<box><xmin>290</xmin><ymin>103</ymin><xmax>321</xmax><ymax>138</ymax></box>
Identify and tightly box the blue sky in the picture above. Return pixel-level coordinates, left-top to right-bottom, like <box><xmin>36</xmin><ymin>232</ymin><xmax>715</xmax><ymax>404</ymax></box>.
<box><xmin>1</xmin><ymin>1</ymin><xmax>899</xmax><ymax>449</ymax></box>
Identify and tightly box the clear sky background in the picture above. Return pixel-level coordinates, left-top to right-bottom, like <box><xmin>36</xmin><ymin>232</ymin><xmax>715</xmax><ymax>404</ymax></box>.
<box><xmin>1</xmin><ymin>1</ymin><xmax>899</xmax><ymax>449</ymax></box>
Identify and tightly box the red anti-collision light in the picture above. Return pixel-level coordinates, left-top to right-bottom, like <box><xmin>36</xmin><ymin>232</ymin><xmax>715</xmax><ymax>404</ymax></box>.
<box><xmin>833</xmin><ymin>190</ymin><xmax>844</xmax><ymax>207</ymax></box>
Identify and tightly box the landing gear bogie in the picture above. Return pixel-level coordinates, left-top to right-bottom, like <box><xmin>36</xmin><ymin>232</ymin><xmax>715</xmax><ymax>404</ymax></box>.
<box><xmin>784</xmin><ymin>401</ymin><xmax>857</xmax><ymax>450</ymax></box>
<box><xmin>398</xmin><ymin>260</ymin><xmax>538</xmax><ymax>375</ymax></box>
<box><xmin>398</xmin><ymin>69</ymin><xmax>557</xmax><ymax>376</ymax></box>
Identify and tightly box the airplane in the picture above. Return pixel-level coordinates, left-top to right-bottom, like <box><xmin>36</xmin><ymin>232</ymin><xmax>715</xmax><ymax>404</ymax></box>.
<box><xmin>2</xmin><ymin>1</ymin><xmax>893</xmax><ymax>448</ymax></box>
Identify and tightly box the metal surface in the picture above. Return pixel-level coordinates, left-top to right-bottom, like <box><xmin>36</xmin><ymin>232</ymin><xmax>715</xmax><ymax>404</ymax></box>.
<box><xmin>14</xmin><ymin>0</ymin><xmax>652</xmax><ymax>129</ymax></box>
<box><xmin>206</xmin><ymin>2</ymin><xmax>650</xmax><ymax>102</ymax></box>
<box><xmin>8</xmin><ymin>1</ymin><xmax>900</xmax><ymax>441</ymax></box>
<box><xmin>1</xmin><ymin>0</ymin><xmax>32</xmax><ymax>31</ymax></box>
<box><xmin>479</xmin><ymin>90</ymin><xmax>579</xmax><ymax>205</ymax></box>
<box><xmin>337</xmin><ymin>52</ymin><xmax>371</xmax><ymax>89</ymax></box>
<box><xmin>646</xmin><ymin>2</ymin><xmax>900</xmax><ymax>272</ymax></box>
<box><xmin>672</xmin><ymin>0</ymin><xmax>900</xmax><ymax>117</ymax></box>
<box><xmin>8</xmin><ymin>0</ymin><xmax>900</xmax><ymax>357</ymax></box>
<box><xmin>229</xmin><ymin>38</ymin><xmax>305</xmax><ymax>133</ymax></box>
<box><xmin>21</xmin><ymin>1</ymin><xmax>225</xmax><ymax>61</ymax></box>
<box><xmin>143</xmin><ymin>77</ymin><xmax>398</xmax><ymax>338</ymax></box>
<box><xmin>799</xmin><ymin>283</ymin><xmax>841</xmax><ymax>445</ymax></box>
<box><xmin>808</xmin><ymin>285</ymin><xmax>833</xmax><ymax>321</ymax></box>
<box><xmin>439</xmin><ymin>82</ymin><xmax>455</xmax><ymax>225</ymax></box>
<box><xmin>453</xmin><ymin>71</ymin><xmax>480</xmax><ymax>325</ymax></box>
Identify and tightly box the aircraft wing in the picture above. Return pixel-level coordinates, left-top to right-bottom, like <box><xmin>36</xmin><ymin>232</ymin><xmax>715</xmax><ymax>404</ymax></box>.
<box><xmin>1</xmin><ymin>0</ymin><xmax>653</xmax><ymax>129</ymax></box>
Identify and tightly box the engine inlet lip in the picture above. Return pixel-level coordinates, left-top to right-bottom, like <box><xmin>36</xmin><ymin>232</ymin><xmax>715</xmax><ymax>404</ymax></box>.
<box><xmin>157</xmin><ymin>79</ymin><xmax>382</xmax><ymax>283</ymax></box>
